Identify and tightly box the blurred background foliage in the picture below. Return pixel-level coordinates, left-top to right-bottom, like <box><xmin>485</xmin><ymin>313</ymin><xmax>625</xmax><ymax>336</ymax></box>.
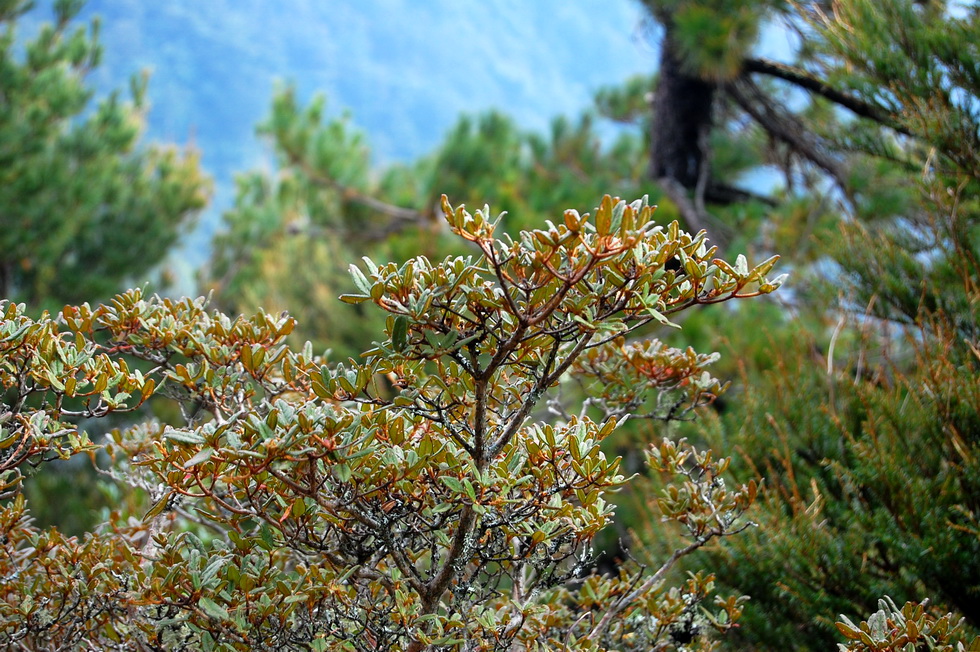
<box><xmin>5</xmin><ymin>0</ymin><xmax>979</xmax><ymax>648</ymax></box>
<box><xmin>0</xmin><ymin>0</ymin><xmax>208</xmax><ymax>310</ymax></box>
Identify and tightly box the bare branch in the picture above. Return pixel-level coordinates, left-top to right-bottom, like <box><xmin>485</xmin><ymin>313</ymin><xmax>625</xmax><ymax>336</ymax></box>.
<box><xmin>657</xmin><ymin>177</ymin><xmax>738</xmax><ymax>248</ymax></box>
<box><xmin>586</xmin><ymin>538</ymin><xmax>707</xmax><ymax>642</ymax></box>
<box><xmin>726</xmin><ymin>76</ymin><xmax>850</xmax><ymax>191</ymax></box>
<box><xmin>704</xmin><ymin>182</ymin><xmax>778</xmax><ymax>207</ymax></box>
<box><xmin>657</xmin><ymin>176</ymin><xmax>708</xmax><ymax>234</ymax></box>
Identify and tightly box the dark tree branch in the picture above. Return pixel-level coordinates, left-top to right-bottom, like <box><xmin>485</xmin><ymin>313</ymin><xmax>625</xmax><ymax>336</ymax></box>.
<box><xmin>704</xmin><ymin>182</ymin><xmax>778</xmax><ymax>207</ymax></box>
<box><xmin>658</xmin><ymin>176</ymin><xmax>741</xmax><ymax>252</ymax></box>
<box><xmin>726</xmin><ymin>76</ymin><xmax>850</xmax><ymax>192</ymax></box>
<box><xmin>744</xmin><ymin>57</ymin><xmax>910</xmax><ymax>136</ymax></box>
<box><xmin>0</xmin><ymin>261</ymin><xmax>10</xmax><ymax>300</ymax></box>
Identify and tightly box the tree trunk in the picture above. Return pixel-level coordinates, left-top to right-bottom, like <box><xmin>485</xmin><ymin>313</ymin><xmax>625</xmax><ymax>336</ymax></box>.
<box><xmin>649</xmin><ymin>31</ymin><xmax>716</xmax><ymax>189</ymax></box>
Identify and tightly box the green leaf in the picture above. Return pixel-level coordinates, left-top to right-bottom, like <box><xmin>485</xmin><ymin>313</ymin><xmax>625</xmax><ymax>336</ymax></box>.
<box><xmin>310</xmin><ymin>638</ymin><xmax>330</xmax><ymax>652</ymax></box>
<box><xmin>735</xmin><ymin>254</ymin><xmax>749</xmax><ymax>276</ymax></box>
<box><xmin>165</xmin><ymin>428</ymin><xmax>206</xmax><ymax>445</ymax></box>
<box><xmin>392</xmin><ymin>316</ymin><xmax>409</xmax><ymax>352</ymax></box>
<box><xmin>440</xmin><ymin>476</ymin><xmax>465</xmax><ymax>493</ymax></box>
<box><xmin>595</xmin><ymin>195</ymin><xmax>613</xmax><ymax>235</ymax></box>
<box><xmin>751</xmin><ymin>254</ymin><xmax>780</xmax><ymax>278</ymax></box>
<box><xmin>339</xmin><ymin>293</ymin><xmax>370</xmax><ymax>304</ymax></box>
<box><xmin>291</xmin><ymin>497</ymin><xmax>307</xmax><ymax>517</ymax></box>
<box><xmin>610</xmin><ymin>199</ymin><xmax>625</xmax><ymax>234</ymax></box>
<box><xmin>334</xmin><ymin>463</ymin><xmax>352</xmax><ymax>482</ymax></box>
<box><xmin>643</xmin><ymin>303</ymin><xmax>681</xmax><ymax>329</ymax></box>
<box><xmin>240</xmin><ymin>343</ymin><xmax>253</xmax><ymax>371</ymax></box>
<box><xmin>198</xmin><ymin>597</ymin><xmax>229</xmax><ymax>621</ymax></box>
<box><xmin>349</xmin><ymin>264</ymin><xmax>372</xmax><ymax>295</ymax></box>
<box><xmin>183</xmin><ymin>447</ymin><xmax>214</xmax><ymax>469</ymax></box>
<box><xmin>142</xmin><ymin>492</ymin><xmax>172</xmax><ymax>522</ymax></box>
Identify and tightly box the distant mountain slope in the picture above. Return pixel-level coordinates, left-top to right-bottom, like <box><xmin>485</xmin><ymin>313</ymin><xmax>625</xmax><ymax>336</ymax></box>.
<box><xmin>75</xmin><ymin>1</ymin><xmax>651</xmax><ymax>168</ymax></box>
<box><xmin>25</xmin><ymin>1</ymin><xmax>653</xmax><ymax>266</ymax></box>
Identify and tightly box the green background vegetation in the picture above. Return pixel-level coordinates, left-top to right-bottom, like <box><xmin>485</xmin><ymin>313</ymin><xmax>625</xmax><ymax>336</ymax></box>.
<box><xmin>2</xmin><ymin>0</ymin><xmax>978</xmax><ymax>649</ymax></box>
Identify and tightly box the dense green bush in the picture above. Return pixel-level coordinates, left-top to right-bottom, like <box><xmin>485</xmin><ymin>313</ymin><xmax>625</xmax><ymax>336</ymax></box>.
<box><xmin>1</xmin><ymin>196</ymin><xmax>782</xmax><ymax>649</ymax></box>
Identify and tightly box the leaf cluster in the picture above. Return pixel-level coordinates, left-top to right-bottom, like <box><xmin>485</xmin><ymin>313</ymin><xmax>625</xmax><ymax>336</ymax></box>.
<box><xmin>1</xmin><ymin>195</ymin><xmax>781</xmax><ymax>650</ymax></box>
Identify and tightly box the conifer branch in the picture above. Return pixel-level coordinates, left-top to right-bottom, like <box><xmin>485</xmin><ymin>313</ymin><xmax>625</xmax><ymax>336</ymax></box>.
<box><xmin>280</xmin><ymin>145</ymin><xmax>432</xmax><ymax>241</ymax></box>
<box><xmin>744</xmin><ymin>57</ymin><xmax>908</xmax><ymax>135</ymax></box>
<box><xmin>726</xmin><ymin>76</ymin><xmax>849</xmax><ymax>191</ymax></box>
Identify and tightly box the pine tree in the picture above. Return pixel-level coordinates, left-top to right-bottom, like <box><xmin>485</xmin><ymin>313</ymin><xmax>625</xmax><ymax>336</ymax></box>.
<box><xmin>0</xmin><ymin>0</ymin><xmax>208</xmax><ymax>308</ymax></box>
<box><xmin>660</xmin><ymin>2</ymin><xmax>980</xmax><ymax>648</ymax></box>
<box><xmin>638</xmin><ymin>0</ymin><xmax>922</xmax><ymax>236</ymax></box>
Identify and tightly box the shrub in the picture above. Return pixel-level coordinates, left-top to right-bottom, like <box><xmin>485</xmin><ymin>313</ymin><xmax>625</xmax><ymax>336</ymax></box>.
<box><xmin>0</xmin><ymin>196</ymin><xmax>782</xmax><ymax>650</ymax></box>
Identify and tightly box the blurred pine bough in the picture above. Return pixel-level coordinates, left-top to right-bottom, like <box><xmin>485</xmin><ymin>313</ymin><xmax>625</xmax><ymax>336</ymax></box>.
<box><xmin>0</xmin><ymin>0</ymin><xmax>208</xmax><ymax>309</ymax></box>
